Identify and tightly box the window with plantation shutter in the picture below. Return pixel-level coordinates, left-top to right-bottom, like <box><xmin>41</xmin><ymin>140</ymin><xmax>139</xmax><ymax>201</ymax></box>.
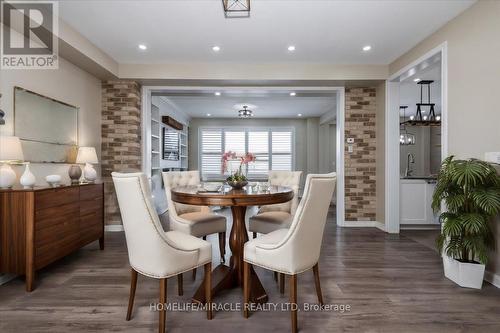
<box><xmin>200</xmin><ymin>127</ymin><xmax>294</xmax><ymax>180</ymax></box>
<box><xmin>201</xmin><ymin>130</ymin><xmax>222</xmax><ymax>179</ymax></box>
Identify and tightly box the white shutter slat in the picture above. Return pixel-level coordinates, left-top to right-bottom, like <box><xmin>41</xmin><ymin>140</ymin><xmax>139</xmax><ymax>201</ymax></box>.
<box><xmin>202</xmin><ymin>130</ymin><xmax>222</xmax><ymax>153</ymax></box>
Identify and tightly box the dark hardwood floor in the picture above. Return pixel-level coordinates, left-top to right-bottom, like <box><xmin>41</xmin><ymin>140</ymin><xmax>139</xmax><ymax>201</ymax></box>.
<box><xmin>1</xmin><ymin>208</ymin><xmax>500</xmax><ymax>332</ymax></box>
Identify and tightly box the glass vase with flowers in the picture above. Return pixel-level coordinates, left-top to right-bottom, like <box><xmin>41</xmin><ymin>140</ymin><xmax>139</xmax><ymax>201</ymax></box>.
<box><xmin>221</xmin><ymin>151</ymin><xmax>256</xmax><ymax>189</ymax></box>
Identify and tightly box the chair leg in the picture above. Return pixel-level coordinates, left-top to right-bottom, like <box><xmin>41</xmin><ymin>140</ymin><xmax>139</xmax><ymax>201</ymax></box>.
<box><xmin>177</xmin><ymin>273</ymin><xmax>183</xmax><ymax>296</ymax></box>
<box><xmin>192</xmin><ymin>268</ymin><xmax>197</xmax><ymax>280</ymax></box>
<box><xmin>126</xmin><ymin>268</ymin><xmax>138</xmax><ymax>321</ymax></box>
<box><xmin>312</xmin><ymin>263</ymin><xmax>324</xmax><ymax>305</ymax></box>
<box><xmin>204</xmin><ymin>263</ymin><xmax>213</xmax><ymax>320</ymax></box>
<box><xmin>279</xmin><ymin>273</ymin><xmax>285</xmax><ymax>294</ymax></box>
<box><xmin>289</xmin><ymin>274</ymin><xmax>298</xmax><ymax>333</ymax></box>
<box><xmin>252</xmin><ymin>232</ymin><xmax>257</xmax><ymax>239</ymax></box>
<box><xmin>218</xmin><ymin>232</ymin><xmax>226</xmax><ymax>263</ymax></box>
<box><xmin>159</xmin><ymin>278</ymin><xmax>167</xmax><ymax>333</ymax></box>
<box><xmin>243</xmin><ymin>261</ymin><xmax>250</xmax><ymax>318</ymax></box>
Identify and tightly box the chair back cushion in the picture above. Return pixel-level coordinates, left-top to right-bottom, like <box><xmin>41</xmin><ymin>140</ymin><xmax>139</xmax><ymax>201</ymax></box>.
<box><xmin>162</xmin><ymin>171</ymin><xmax>203</xmax><ymax>216</ymax></box>
<box><xmin>260</xmin><ymin>171</ymin><xmax>302</xmax><ymax>214</ymax></box>
<box><xmin>112</xmin><ymin>172</ymin><xmax>199</xmax><ymax>277</ymax></box>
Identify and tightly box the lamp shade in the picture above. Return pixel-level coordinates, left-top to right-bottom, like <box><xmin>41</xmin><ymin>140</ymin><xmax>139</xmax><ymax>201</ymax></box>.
<box><xmin>0</xmin><ymin>136</ymin><xmax>24</xmax><ymax>162</ymax></box>
<box><xmin>76</xmin><ymin>147</ymin><xmax>98</xmax><ymax>164</ymax></box>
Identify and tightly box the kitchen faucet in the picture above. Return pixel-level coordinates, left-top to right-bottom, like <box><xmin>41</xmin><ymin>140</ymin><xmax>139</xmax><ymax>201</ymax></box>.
<box><xmin>405</xmin><ymin>153</ymin><xmax>415</xmax><ymax>177</ymax></box>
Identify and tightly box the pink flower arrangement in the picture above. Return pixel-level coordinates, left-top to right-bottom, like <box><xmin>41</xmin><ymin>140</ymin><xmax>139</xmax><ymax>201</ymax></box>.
<box><xmin>221</xmin><ymin>151</ymin><xmax>256</xmax><ymax>179</ymax></box>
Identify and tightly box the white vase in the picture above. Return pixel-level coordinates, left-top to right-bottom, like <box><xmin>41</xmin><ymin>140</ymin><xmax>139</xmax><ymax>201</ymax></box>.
<box><xmin>20</xmin><ymin>164</ymin><xmax>36</xmax><ymax>188</ymax></box>
<box><xmin>443</xmin><ymin>256</ymin><xmax>485</xmax><ymax>289</ymax></box>
<box><xmin>83</xmin><ymin>163</ymin><xmax>97</xmax><ymax>182</ymax></box>
<box><xmin>0</xmin><ymin>163</ymin><xmax>17</xmax><ymax>189</ymax></box>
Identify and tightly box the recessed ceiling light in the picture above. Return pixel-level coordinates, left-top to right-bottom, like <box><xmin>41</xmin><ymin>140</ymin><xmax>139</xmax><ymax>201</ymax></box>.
<box><xmin>297</xmin><ymin>113</ymin><xmax>302</xmax><ymax>117</ymax></box>
<box><xmin>287</xmin><ymin>45</ymin><xmax>296</xmax><ymax>52</ymax></box>
<box><xmin>212</xmin><ymin>46</ymin><xmax>221</xmax><ymax>52</ymax></box>
<box><xmin>207</xmin><ymin>113</ymin><xmax>212</xmax><ymax>117</ymax></box>
<box><xmin>414</xmin><ymin>78</ymin><xmax>421</xmax><ymax>82</ymax></box>
<box><xmin>289</xmin><ymin>92</ymin><xmax>296</xmax><ymax>96</ymax></box>
<box><xmin>214</xmin><ymin>92</ymin><xmax>221</xmax><ymax>96</ymax></box>
<box><xmin>138</xmin><ymin>44</ymin><xmax>147</xmax><ymax>50</ymax></box>
<box><xmin>362</xmin><ymin>45</ymin><xmax>371</xmax><ymax>52</ymax></box>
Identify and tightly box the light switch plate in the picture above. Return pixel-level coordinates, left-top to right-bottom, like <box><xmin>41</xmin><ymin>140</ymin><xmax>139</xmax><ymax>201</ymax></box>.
<box><xmin>347</xmin><ymin>146</ymin><xmax>354</xmax><ymax>153</ymax></box>
<box><xmin>485</xmin><ymin>152</ymin><xmax>500</xmax><ymax>164</ymax></box>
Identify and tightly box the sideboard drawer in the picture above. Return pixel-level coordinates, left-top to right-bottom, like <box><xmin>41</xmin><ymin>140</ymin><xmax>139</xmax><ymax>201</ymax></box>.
<box><xmin>35</xmin><ymin>187</ymin><xmax>79</xmax><ymax>211</ymax></box>
<box><xmin>35</xmin><ymin>214</ymin><xmax>79</xmax><ymax>248</ymax></box>
<box><xmin>80</xmin><ymin>184</ymin><xmax>103</xmax><ymax>201</ymax></box>
<box><xmin>80</xmin><ymin>197</ymin><xmax>103</xmax><ymax>217</ymax></box>
<box><xmin>35</xmin><ymin>202</ymin><xmax>80</xmax><ymax>232</ymax></box>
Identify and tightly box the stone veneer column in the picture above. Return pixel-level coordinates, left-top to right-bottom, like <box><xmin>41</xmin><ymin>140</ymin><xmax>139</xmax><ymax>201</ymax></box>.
<box><xmin>344</xmin><ymin>87</ymin><xmax>377</xmax><ymax>221</ymax></box>
<box><xmin>101</xmin><ymin>81</ymin><xmax>141</xmax><ymax>225</ymax></box>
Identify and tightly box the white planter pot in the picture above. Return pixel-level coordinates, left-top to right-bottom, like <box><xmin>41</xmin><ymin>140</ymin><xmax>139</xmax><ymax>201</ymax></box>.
<box><xmin>442</xmin><ymin>256</ymin><xmax>485</xmax><ymax>289</ymax></box>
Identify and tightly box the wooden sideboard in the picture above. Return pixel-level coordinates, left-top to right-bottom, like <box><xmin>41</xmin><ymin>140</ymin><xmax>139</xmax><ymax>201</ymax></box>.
<box><xmin>0</xmin><ymin>183</ymin><xmax>104</xmax><ymax>291</ymax></box>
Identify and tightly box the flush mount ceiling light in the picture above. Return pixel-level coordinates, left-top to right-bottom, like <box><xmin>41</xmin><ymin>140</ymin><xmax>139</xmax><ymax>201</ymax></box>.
<box><xmin>287</xmin><ymin>45</ymin><xmax>296</xmax><ymax>52</ymax></box>
<box><xmin>214</xmin><ymin>92</ymin><xmax>221</xmax><ymax>96</ymax></box>
<box><xmin>289</xmin><ymin>92</ymin><xmax>296</xmax><ymax>96</ymax></box>
<box><xmin>238</xmin><ymin>105</ymin><xmax>253</xmax><ymax>118</ymax></box>
<box><xmin>212</xmin><ymin>46</ymin><xmax>221</xmax><ymax>52</ymax></box>
<box><xmin>297</xmin><ymin>113</ymin><xmax>302</xmax><ymax>117</ymax></box>
<box><xmin>207</xmin><ymin>113</ymin><xmax>212</xmax><ymax>117</ymax></box>
<box><xmin>413</xmin><ymin>78</ymin><xmax>421</xmax><ymax>82</ymax></box>
<box><xmin>222</xmin><ymin>0</ymin><xmax>250</xmax><ymax>18</ymax></box>
<box><xmin>362</xmin><ymin>45</ymin><xmax>371</xmax><ymax>51</ymax></box>
<box><xmin>138</xmin><ymin>44</ymin><xmax>147</xmax><ymax>50</ymax></box>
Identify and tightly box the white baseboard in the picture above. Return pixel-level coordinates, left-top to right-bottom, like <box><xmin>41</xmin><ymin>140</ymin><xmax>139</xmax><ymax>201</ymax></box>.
<box><xmin>341</xmin><ymin>221</ymin><xmax>385</xmax><ymax>231</ymax></box>
<box><xmin>0</xmin><ymin>273</ymin><xmax>16</xmax><ymax>286</ymax></box>
<box><xmin>484</xmin><ymin>270</ymin><xmax>500</xmax><ymax>289</ymax></box>
<box><xmin>105</xmin><ymin>225</ymin><xmax>124</xmax><ymax>232</ymax></box>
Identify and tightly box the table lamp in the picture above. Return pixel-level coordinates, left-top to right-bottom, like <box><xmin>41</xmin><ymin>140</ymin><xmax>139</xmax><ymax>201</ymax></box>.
<box><xmin>76</xmin><ymin>147</ymin><xmax>98</xmax><ymax>183</ymax></box>
<box><xmin>0</xmin><ymin>136</ymin><xmax>24</xmax><ymax>188</ymax></box>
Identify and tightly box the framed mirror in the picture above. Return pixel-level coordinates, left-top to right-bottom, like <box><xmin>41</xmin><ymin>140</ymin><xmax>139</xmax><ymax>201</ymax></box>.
<box><xmin>14</xmin><ymin>87</ymin><xmax>78</xmax><ymax>163</ymax></box>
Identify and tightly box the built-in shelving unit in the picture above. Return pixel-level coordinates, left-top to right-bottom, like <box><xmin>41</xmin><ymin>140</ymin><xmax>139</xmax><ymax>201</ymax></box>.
<box><xmin>146</xmin><ymin>95</ymin><xmax>190</xmax><ymax>214</ymax></box>
<box><xmin>150</xmin><ymin>104</ymin><xmax>161</xmax><ymax>180</ymax></box>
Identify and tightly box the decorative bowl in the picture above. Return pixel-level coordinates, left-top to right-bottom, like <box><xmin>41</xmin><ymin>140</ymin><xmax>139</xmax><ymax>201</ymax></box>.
<box><xmin>227</xmin><ymin>180</ymin><xmax>248</xmax><ymax>190</ymax></box>
<box><xmin>45</xmin><ymin>174</ymin><xmax>62</xmax><ymax>187</ymax></box>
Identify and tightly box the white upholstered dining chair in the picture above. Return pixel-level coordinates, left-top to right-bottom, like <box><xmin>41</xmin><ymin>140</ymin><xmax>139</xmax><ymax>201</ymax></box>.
<box><xmin>162</xmin><ymin>171</ymin><xmax>227</xmax><ymax>270</ymax></box>
<box><xmin>248</xmin><ymin>171</ymin><xmax>302</xmax><ymax>238</ymax></box>
<box><xmin>112</xmin><ymin>172</ymin><xmax>213</xmax><ymax>333</ymax></box>
<box><xmin>243</xmin><ymin>172</ymin><xmax>336</xmax><ymax>333</ymax></box>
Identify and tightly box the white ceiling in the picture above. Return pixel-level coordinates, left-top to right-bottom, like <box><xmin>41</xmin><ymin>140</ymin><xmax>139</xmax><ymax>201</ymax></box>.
<box><xmin>156</xmin><ymin>90</ymin><xmax>336</xmax><ymax>118</ymax></box>
<box><xmin>59</xmin><ymin>0</ymin><xmax>474</xmax><ymax>64</ymax></box>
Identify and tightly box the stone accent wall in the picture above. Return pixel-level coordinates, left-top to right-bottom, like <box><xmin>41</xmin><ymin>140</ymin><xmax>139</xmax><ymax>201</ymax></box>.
<box><xmin>101</xmin><ymin>81</ymin><xmax>141</xmax><ymax>225</ymax></box>
<box><xmin>345</xmin><ymin>87</ymin><xmax>377</xmax><ymax>221</ymax></box>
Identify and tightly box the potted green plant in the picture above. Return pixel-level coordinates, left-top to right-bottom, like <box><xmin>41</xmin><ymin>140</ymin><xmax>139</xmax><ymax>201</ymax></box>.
<box><xmin>432</xmin><ymin>156</ymin><xmax>500</xmax><ymax>289</ymax></box>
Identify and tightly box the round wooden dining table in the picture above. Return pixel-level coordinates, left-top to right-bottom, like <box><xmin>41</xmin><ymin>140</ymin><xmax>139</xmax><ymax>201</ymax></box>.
<box><xmin>171</xmin><ymin>184</ymin><xmax>294</xmax><ymax>304</ymax></box>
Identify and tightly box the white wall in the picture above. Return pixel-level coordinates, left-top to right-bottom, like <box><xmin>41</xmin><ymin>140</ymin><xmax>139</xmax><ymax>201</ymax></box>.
<box><xmin>0</xmin><ymin>57</ymin><xmax>102</xmax><ymax>185</ymax></box>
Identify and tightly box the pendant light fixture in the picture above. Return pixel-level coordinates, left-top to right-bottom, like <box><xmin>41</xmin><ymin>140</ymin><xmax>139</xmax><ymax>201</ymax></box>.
<box><xmin>400</xmin><ymin>105</ymin><xmax>415</xmax><ymax>145</ymax></box>
<box><xmin>415</xmin><ymin>80</ymin><xmax>437</xmax><ymax>121</ymax></box>
<box><xmin>238</xmin><ymin>105</ymin><xmax>253</xmax><ymax>118</ymax></box>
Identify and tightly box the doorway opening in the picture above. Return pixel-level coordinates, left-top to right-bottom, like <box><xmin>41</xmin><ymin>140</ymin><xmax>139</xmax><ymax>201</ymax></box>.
<box><xmin>385</xmin><ymin>43</ymin><xmax>448</xmax><ymax>233</ymax></box>
<box><xmin>141</xmin><ymin>85</ymin><xmax>346</xmax><ymax>225</ymax></box>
